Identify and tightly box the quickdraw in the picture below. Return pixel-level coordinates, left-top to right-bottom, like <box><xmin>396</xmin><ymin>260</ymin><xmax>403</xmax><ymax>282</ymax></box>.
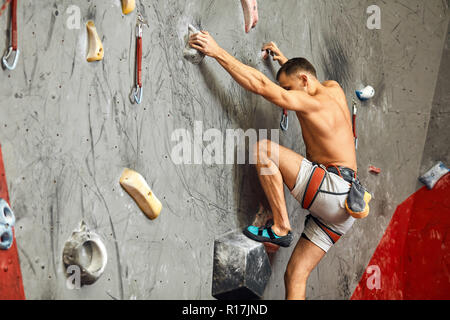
<box><xmin>2</xmin><ymin>0</ymin><xmax>19</xmax><ymax>71</ymax></box>
<box><xmin>280</xmin><ymin>109</ymin><xmax>288</xmax><ymax>131</ymax></box>
<box><xmin>352</xmin><ymin>99</ymin><xmax>358</xmax><ymax>150</ymax></box>
<box><xmin>130</xmin><ymin>14</ymin><xmax>147</xmax><ymax>104</ymax></box>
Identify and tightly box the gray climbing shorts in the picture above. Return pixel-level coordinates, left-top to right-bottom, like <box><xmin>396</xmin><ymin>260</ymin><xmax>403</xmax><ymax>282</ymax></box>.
<box><xmin>291</xmin><ymin>158</ymin><xmax>356</xmax><ymax>252</ymax></box>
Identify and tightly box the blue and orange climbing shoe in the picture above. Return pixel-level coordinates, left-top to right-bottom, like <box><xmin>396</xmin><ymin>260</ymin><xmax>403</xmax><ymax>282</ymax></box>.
<box><xmin>243</xmin><ymin>223</ymin><xmax>293</xmax><ymax>248</ymax></box>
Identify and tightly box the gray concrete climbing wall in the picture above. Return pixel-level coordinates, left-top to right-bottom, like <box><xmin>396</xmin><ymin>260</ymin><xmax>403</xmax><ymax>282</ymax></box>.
<box><xmin>0</xmin><ymin>0</ymin><xmax>448</xmax><ymax>300</ymax></box>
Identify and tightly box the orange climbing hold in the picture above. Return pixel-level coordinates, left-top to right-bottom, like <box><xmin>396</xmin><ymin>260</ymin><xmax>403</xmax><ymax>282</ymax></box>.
<box><xmin>369</xmin><ymin>166</ymin><xmax>381</xmax><ymax>174</ymax></box>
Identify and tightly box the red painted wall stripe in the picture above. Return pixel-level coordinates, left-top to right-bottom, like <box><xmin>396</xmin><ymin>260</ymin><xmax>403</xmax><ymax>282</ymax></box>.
<box><xmin>0</xmin><ymin>144</ymin><xmax>25</xmax><ymax>300</ymax></box>
<box><xmin>351</xmin><ymin>173</ymin><xmax>450</xmax><ymax>300</ymax></box>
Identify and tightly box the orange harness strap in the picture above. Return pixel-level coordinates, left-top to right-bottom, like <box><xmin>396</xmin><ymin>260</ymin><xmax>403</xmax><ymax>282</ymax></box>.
<box><xmin>311</xmin><ymin>216</ymin><xmax>342</xmax><ymax>244</ymax></box>
<box><xmin>301</xmin><ymin>165</ymin><xmax>326</xmax><ymax>210</ymax></box>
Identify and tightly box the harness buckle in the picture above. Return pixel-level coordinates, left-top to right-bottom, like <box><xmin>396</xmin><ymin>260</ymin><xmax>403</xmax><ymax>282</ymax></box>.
<box><xmin>2</xmin><ymin>46</ymin><xmax>19</xmax><ymax>70</ymax></box>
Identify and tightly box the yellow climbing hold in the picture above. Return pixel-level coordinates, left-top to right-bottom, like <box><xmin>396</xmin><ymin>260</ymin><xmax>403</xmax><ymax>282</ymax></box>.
<box><xmin>122</xmin><ymin>0</ymin><xmax>135</xmax><ymax>15</ymax></box>
<box><xmin>120</xmin><ymin>168</ymin><xmax>162</xmax><ymax>220</ymax></box>
<box><xmin>86</xmin><ymin>21</ymin><xmax>104</xmax><ymax>62</ymax></box>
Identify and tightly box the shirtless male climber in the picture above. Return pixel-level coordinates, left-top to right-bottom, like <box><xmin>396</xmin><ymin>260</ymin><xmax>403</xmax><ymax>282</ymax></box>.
<box><xmin>189</xmin><ymin>33</ymin><xmax>358</xmax><ymax>300</ymax></box>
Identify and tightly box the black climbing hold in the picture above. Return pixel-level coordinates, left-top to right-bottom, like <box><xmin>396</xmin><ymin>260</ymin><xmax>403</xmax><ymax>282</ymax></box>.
<box><xmin>212</xmin><ymin>232</ymin><xmax>271</xmax><ymax>300</ymax></box>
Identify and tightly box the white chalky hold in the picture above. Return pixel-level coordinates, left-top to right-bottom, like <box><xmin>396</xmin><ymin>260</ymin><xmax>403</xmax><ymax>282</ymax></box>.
<box><xmin>0</xmin><ymin>198</ymin><xmax>15</xmax><ymax>227</ymax></box>
<box><xmin>356</xmin><ymin>85</ymin><xmax>375</xmax><ymax>101</ymax></box>
<box><xmin>0</xmin><ymin>224</ymin><xmax>13</xmax><ymax>250</ymax></box>
<box><xmin>183</xmin><ymin>24</ymin><xmax>205</xmax><ymax>65</ymax></box>
<box><xmin>419</xmin><ymin>162</ymin><xmax>450</xmax><ymax>190</ymax></box>
<box><xmin>62</xmin><ymin>221</ymin><xmax>107</xmax><ymax>285</ymax></box>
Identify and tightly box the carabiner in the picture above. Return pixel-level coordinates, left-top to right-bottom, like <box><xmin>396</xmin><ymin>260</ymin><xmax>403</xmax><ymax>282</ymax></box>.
<box><xmin>352</xmin><ymin>99</ymin><xmax>357</xmax><ymax>116</ymax></box>
<box><xmin>131</xmin><ymin>85</ymin><xmax>143</xmax><ymax>104</ymax></box>
<box><xmin>2</xmin><ymin>46</ymin><xmax>19</xmax><ymax>70</ymax></box>
<box><xmin>136</xmin><ymin>14</ymin><xmax>148</xmax><ymax>38</ymax></box>
<box><xmin>280</xmin><ymin>110</ymin><xmax>289</xmax><ymax>131</ymax></box>
<box><xmin>136</xmin><ymin>22</ymin><xmax>143</xmax><ymax>38</ymax></box>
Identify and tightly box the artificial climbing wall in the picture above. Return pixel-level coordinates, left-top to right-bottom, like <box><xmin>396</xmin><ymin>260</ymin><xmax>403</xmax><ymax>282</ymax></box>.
<box><xmin>0</xmin><ymin>0</ymin><xmax>448</xmax><ymax>299</ymax></box>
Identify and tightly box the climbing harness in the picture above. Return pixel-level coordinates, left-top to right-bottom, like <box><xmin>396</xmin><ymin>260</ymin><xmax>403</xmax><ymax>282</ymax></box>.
<box><xmin>300</xmin><ymin>163</ymin><xmax>356</xmax><ymax>211</ymax></box>
<box><xmin>2</xmin><ymin>0</ymin><xmax>19</xmax><ymax>71</ymax></box>
<box><xmin>301</xmin><ymin>162</ymin><xmax>371</xmax><ymax>219</ymax></box>
<box><xmin>130</xmin><ymin>14</ymin><xmax>147</xmax><ymax>104</ymax></box>
<box><xmin>352</xmin><ymin>99</ymin><xmax>358</xmax><ymax>150</ymax></box>
<box><xmin>280</xmin><ymin>109</ymin><xmax>288</xmax><ymax>131</ymax></box>
<box><xmin>309</xmin><ymin>215</ymin><xmax>342</xmax><ymax>244</ymax></box>
<box><xmin>301</xmin><ymin>164</ymin><xmax>327</xmax><ymax>210</ymax></box>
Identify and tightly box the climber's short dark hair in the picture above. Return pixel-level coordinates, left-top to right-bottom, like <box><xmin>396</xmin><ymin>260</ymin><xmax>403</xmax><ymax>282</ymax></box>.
<box><xmin>276</xmin><ymin>58</ymin><xmax>317</xmax><ymax>80</ymax></box>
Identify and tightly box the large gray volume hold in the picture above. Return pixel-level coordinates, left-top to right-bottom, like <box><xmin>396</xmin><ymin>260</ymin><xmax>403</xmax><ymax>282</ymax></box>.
<box><xmin>212</xmin><ymin>232</ymin><xmax>271</xmax><ymax>300</ymax></box>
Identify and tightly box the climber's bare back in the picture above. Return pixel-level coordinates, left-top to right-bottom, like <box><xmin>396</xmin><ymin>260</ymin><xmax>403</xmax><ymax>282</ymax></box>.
<box><xmin>295</xmin><ymin>81</ymin><xmax>357</xmax><ymax>172</ymax></box>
